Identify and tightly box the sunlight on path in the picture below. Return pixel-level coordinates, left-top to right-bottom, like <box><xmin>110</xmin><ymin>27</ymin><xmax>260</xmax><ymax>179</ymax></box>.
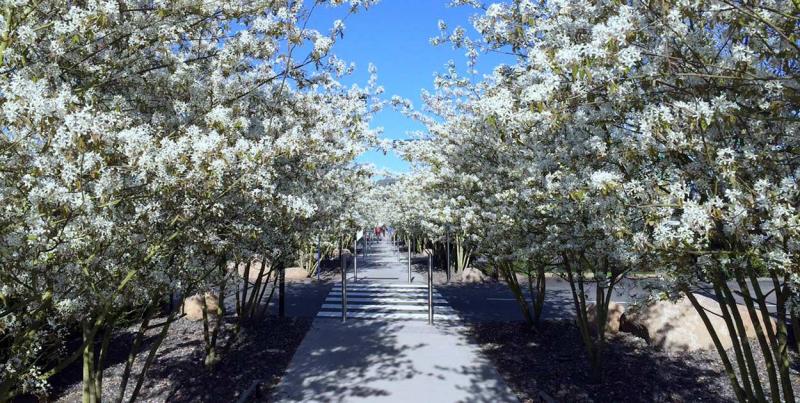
<box><xmin>273</xmin><ymin>240</ymin><xmax>518</xmax><ymax>402</ymax></box>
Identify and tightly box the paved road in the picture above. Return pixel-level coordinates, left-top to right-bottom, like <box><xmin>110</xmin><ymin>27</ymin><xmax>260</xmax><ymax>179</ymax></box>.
<box><xmin>273</xmin><ymin>239</ymin><xmax>518</xmax><ymax>403</ymax></box>
<box><xmin>272</xmin><ymin>273</ymin><xmax>784</xmax><ymax>324</ymax></box>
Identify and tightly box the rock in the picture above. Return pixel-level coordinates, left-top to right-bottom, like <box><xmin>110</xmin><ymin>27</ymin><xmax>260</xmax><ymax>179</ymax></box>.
<box><xmin>284</xmin><ymin>266</ymin><xmax>309</xmax><ymax>281</ymax></box>
<box><xmin>585</xmin><ymin>302</ymin><xmax>625</xmax><ymax>334</ymax></box>
<box><xmin>237</xmin><ymin>260</ymin><xmax>270</xmax><ymax>282</ymax></box>
<box><xmin>619</xmin><ymin>293</ymin><xmax>777</xmax><ymax>353</ymax></box>
<box><xmin>329</xmin><ymin>249</ymin><xmax>352</xmax><ymax>258</ymax></box>
<box><xmin>461</xmin><ymin>267</ymin><xmax>487</xmax><ymax>283</ymax></box>
<box><xmin>182</xmin><ymin>293</ymin><xmax>220</xmax><ymax>321</ymax></box>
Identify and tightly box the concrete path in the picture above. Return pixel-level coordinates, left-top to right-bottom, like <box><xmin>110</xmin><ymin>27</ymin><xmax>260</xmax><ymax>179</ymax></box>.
<box><xmin>273</xmin><ymin>239</ymin><xmax>518</xmax><ymax>403</ymax></box>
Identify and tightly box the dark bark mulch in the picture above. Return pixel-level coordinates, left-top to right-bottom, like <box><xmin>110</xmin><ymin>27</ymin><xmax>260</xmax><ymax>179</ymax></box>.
<box><xmin>42</xmin><ymin>316</ymin><xmax>311</xmax><ymax>402</ymax></box>
<box><xmin>468</xmin><ymin>321</ymin><xmax>733</xmax><ymax>403</ymax></box>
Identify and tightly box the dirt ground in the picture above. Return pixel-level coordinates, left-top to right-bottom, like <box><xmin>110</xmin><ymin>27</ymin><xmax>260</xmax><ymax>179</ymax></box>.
<box><xmin>469</xmin><ymin>320</ymin><xmax>800</xmax><ymax>403</ymax></box>
<box><xmin>37</xmin><ymin>316</ymin><xmax>311</xmax><ymax>402</ymax></box>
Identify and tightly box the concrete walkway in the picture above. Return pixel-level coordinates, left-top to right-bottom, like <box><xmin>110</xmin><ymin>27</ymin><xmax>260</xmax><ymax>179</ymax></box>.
<box><xmin>273</xmin><ymin>239</ymin><xmax>518</xmax><ymax>403</ymax></box>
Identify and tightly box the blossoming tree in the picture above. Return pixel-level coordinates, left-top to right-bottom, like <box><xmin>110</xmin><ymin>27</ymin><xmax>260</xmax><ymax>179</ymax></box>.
<box><xmin>0</xmin><ymin>0</ymin><xmax>380</xmax><ymax>400</ymax></box>
<box><xmin>412</xmin><ymin>0</ymin><xmax>798</xmax><ymax>398</ymax></box>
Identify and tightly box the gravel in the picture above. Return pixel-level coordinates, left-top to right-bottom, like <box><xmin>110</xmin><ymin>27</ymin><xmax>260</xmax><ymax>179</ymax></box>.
<box><xmin>468</xmin><ymin>320</ymin><xmax>800</xmax><ymax>403</ymax></box>
<box><xmin>42</xmin><ymin>315</ymin><xmax>311</xmax><ymax>402</ymax></box>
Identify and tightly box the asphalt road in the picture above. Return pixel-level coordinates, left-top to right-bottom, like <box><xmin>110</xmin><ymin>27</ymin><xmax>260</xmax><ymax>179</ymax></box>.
<box><xmin>268</xmin><ymin>276</ymin><xmax>785</xmax><ymax>323</ymax></box>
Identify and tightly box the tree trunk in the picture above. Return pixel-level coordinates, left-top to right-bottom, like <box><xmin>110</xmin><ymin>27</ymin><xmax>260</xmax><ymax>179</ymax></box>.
<box><xmin>127</xmin><ymin>310</ymin><xmax>176</xmax><ymax>403</ymax></box>
<box><xmin>82</xmin><ymin>321</ymin><xmax>96</xmax><ymax>403</ymax></box>
<box><xmin>498</xmin><ymin>260</ymin><xmax>534</xmax><ymax>327</ymax></box>
<box><xmin>684</xmin><ymin>289</ymin><xmax>747</xmax><ymax>402</ymax></box>
<box><xmin>116</xmin><ymin>307</ymin><xmax>154</xmax><ymax>403</ymax></box>
<box><xmin>534</xmin><ymin>264</ymin><xmax>546</xmax><ymax>323</ymax></box>
<box><xmin>278</xmin><ymin>260</ymin><xmax>286</xmax><ymax>318</ymax></box>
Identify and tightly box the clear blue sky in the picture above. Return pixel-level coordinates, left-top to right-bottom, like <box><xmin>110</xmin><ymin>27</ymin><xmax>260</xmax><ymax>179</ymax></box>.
<box><xmin>308</xmin><ymin>0</ymin><xmax>510</xmax><ymax>174</ymax></box>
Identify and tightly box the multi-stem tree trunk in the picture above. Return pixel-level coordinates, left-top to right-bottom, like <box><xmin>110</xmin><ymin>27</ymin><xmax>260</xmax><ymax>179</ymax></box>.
<box><xmin>526</xmin><ymin>261</ymin><xmax>547</xmax><ymax>324</ymax></box>
<box><xmin>237</xmin><ymin>255</ymin><xmax>277</xmax><ymax>325</ymax></box>
<box><xmin>690</xmin><ymin>259</ymin><xmax>796</xmax><ymax>402</ymax></box>
<box><xmin>497</xmin><ymin>260</ymin><xmax>535</xmax><ymax>328</ymax></box>
<box><xmin>115</xmin><ymin>306</ymin><xmax>154</xmax><ymax>403</ymax></box>
<box><xmin>562</xmin><ymin>253</ymin><xmax>621</xmax><ymax>383</ymax></box>
<box><xmin>79</xmin><ymin>305</ymin><xmax>112</xmax><ymax>403</ymax></box>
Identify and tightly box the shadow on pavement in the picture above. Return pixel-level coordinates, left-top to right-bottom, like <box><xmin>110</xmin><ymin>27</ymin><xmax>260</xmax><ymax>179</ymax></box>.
<box><xmin>273</xmin><ymin>318</ymin><xmax>517</xmax><ymax>402</ymax></box>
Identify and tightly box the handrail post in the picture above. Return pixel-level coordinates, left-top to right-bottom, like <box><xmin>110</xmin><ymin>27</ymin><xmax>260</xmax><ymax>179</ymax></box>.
<box><xmin>341</xmin><ymin>240</ymin><xmax>347</xmax><ymax>322</ymax></box>
<box><xmin>353</xmin><ymin>238</ymin><xmax>358</xmax><ymax>282</ymax></box>
<box><xmin>446</xmin><ymin>232</ymin><xmax>451</xmax><ymax>283</ymax></box>
<box><xmin>316</xmin><ymin>235</ymin><xmax>321</xmax><ymax>281</ymax></box>
<box><xmin>428</xmin><ymin>253</ymin><xmax>433</xmax><ymax>324</ymax></box>
<box><xmin>407</xmin><ymin>236</ymin><xmax>412</xmax><ymax>283</ymax></box>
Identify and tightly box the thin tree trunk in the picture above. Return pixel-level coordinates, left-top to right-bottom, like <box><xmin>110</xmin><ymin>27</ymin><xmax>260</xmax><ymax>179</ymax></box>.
<box><xmin>736</xmin><ymin>270</ymin><xmax>780</xmax><ymax>401</ymax></box>
<box><xmin>82</xmin><ymin>321</ymin><xmax>96</xmax><ymax>403</ymax></box>
<box><xmin>563</xmin><ymin>254</ymin><xmax>598</xmax><ymax>381</ymax></box>
<box><xmin>127</xmin><ymin>310</ymin><xmax>177</xmax><ymax>403</ymax></box>
<box><xmin>94</xmin><ymin>321</ymin><xmax>114</xmax><ymax>402</ymax></box>
<box><xmin>239</xmin><ymin>261</ymin><xmax>252</xmax><ymax>317</ymax></box>
<box><xmin>252</xmin><ymin>263</ymin><xmax>276</xmax><ymax>317</ymax></box>
<box><xmin>685</xmin><ymin>290</ymin><xmax>747</xmax><ymax>402</ymax></box>
<box><xmin>278</xmin><ymin>260</ymin><xmax>286</xmax><ymax>318</ymax></box>
<box><xmin>116</xmin><ymin>307</ymin><xmax>154</xmax><ymax>403</ymax></box>
<box><xmin>534</xmin><ymin>264</ymin><xmax>546</xmax><ymax>323</ymax></box>
<box><xmin>499</xmin><ymin>260</ymin><xmax>534</xmax><ymax>327</ymax></box>
<box><xmin>243</xmin><ymin>258</ymin><xmax>268</xmax><ymax>321</ymax></box>
<box><xmin>712</xmin><ymin>278</ymin><xmax>758</xmax><ymax>400</ymax></box>
<box><xmin>206</xmin><ymin>275</ymin><xmax>227</xmax><ymax>369</ymax></box>
<box><xmin>719</xmin><ymin>275</ymin><xmax>765</xmax><ymax>401</ymax></box>
<box><xmin>257</xmin><ymin>270</ymin><xmax>281</xmax><ymax>318</ymax></box>
<box><xmin>770</xmin><ymin>272</ymin><xmax>795</xmax><ymax>402</ymax></box>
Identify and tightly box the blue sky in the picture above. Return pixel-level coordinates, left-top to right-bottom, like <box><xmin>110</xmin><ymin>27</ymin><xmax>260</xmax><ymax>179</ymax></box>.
<box><xmin>307</xmin><ymin>1</ymin><xmax>510</xmax><ymax>174</ymax></box>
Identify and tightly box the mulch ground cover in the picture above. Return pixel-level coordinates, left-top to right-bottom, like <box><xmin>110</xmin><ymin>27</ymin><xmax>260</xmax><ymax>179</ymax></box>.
<box><xmin>32</xmin><ymin>316</ymin><xmax>311</xmax><ymax>402</ymax></box>
<box><xmin>468</xmin><ymin>320</ymin><xmax>800</xmax><ymax>403</ymax></box>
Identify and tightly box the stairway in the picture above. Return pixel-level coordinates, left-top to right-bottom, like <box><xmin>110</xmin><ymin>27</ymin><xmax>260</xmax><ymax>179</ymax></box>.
<box><xmin>316</xmin><ymin>282</ymin><xmax>458</xmax><ymax>321</ymax></box>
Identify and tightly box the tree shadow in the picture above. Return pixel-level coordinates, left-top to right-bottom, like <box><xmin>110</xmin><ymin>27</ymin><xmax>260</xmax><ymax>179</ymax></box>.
<box><xmin>135</xmin><ymin>316</ymin><xmax>313</xmax><ymax>402</ymax></box>
<box><xmin>272</xmin><ymin>319</ymin><xmax>422</xmax><ymax>402</ymax></box>
<box><xmin>436</xmin><ymin>283</ymin><xmax>575</xmax><ymax>323</ymax></box>
<box><xmin>273</xmin><ymin>317</ymin><xmax>518</xmax><ymax>402</ymax></box>
<box><xmin>468</xmin><ymin>321</ymin><xmax>732</xmax><ymax>402</ymax></box>
<box><xmin>43</xmin><ymin>314</ymin><xmax>313</xmax><ymax>402</ymax></box>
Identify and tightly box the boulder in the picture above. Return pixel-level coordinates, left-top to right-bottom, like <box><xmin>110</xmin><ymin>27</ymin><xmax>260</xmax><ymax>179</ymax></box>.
<box><xmin>284</xmin><ymin>266</ymin><xmax>309</xmax><ymax>281</ymax></box>
<box><xmin>182</xmin><ymin>293</ymin><xmax>220</xmax><ymax>321</ymax></box>
<box><xmin>237</xmin><ymin>260</ymin><xmax>270</xmax><ymax>282</ymax></box>
<box><xmin>329</xmin><ymin>249</ymin><xmax>352</xmax><ymax>259</ymax></box>
<box><xmin>585</xmin><ymin>302</ymin><xmax>625</xmax><ymax>334</ymax></box>
<box><xmin>619</xmin><ymin>293</ymin><xmax>777</xmax><ymax>353</ymax></box>
<box><xmin>461</xmin><ymin>267</ymin><xmax>487</xmax><ymax>283</ymax></box>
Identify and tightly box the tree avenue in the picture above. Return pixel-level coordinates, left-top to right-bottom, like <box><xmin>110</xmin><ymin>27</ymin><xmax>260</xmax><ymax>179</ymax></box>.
<box><xmin>1</xmin><ymin>0</ymin><xmax>799</xmax><ymax>402</ymax></box>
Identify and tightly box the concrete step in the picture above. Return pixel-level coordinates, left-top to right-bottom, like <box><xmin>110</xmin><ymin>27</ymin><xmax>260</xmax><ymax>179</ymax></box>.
<box><xmin>316</xmin><ymin>310</ymin><xmax>459</xmax><ymax>321</ymax></box>
<box><xmin>327</xmin><ymin>291</ymin><xmax>444</xmax><ymax>298</ymax></box>
<box><xmin>332</xmin><ymin>283</ymin><xmax>428</xmax><ymax>289</ymax></box>
<box><xmin>321</xmin><ymin>304</ymin><xmax>457</xmax><ymax>313</ymax></box>
<box><xmin>325</xmin><ymin>297</ymin><xmax>448</xmax><ymax>304</ymax></box>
